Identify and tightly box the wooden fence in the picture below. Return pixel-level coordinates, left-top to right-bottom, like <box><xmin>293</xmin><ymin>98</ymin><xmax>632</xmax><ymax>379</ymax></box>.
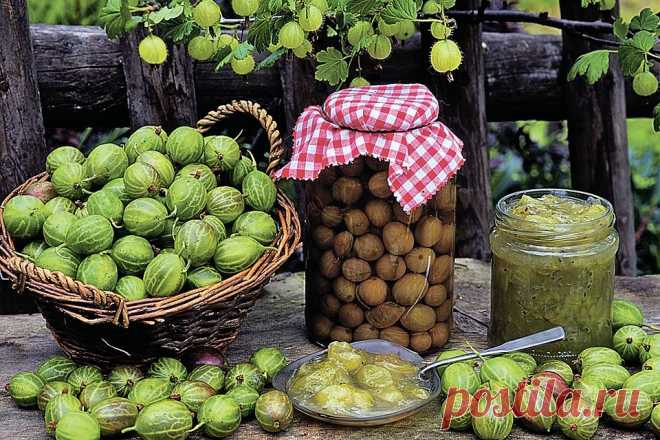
<box><xmin>1</xmin><ymin>0</ymin><xmax>656</xmax><ymax>315</ymax></box>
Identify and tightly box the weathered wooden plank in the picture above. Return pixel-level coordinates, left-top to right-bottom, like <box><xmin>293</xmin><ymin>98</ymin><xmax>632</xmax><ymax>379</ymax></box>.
<box><xmin>559</xmin><ymin>1</ymin><xmax>637</xmax><ymax>276</ymax></box>
<box><xmin>0</xmin><ymin>0</ymin><xmax>49</xmax><ymax>312</ymax></box>
<box><xmin>30</xmin><ymin>25</ymin><xmax>129</xmax><ymax>128</ymax></box>
<box><xmin>423</xmin><ymin>0</ymin><xmax>492</xmax><ymax>260</ymax></box>
<box><xmin>28</xmin><ymin>25</ymin><xmax>656</xmax><ymax>127</ymax></box>
<box><xmin>0</xmin><ymin>260</ymin><xmax>657</xmax><ymax>439</ymax></box>
<box><xmin>119</xmin><ymin>28</ymin><xmax>197</xmax><ymax>129</ymax></box>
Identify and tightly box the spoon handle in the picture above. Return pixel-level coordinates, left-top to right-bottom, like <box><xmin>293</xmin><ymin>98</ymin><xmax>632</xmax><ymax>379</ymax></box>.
<box><xmin>417</xmin><ymin>326</ymin><xmax>566</xmax><ymax>377</ymax></box>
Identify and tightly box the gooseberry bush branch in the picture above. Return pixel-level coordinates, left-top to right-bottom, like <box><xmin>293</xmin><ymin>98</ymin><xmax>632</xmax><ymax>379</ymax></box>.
<box><xmin>100</xmin><ymin>0</ymin><xmax>659</xmax><ymax>130</ymax></box>
<box><xmin>99</xmin><ymin>0</ymin><xmax>462</xmax><ymax>87</ymax></box>
<box><xmin>566</xmin><ymin>7</ymin><xmax>660</xmax><ymax>132</ymax></box>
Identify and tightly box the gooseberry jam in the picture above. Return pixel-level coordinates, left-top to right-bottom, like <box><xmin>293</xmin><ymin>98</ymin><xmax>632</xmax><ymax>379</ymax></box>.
<box><xmin>287</xmin><ymin>341</ymin><xmax>431</xmax><ymax>417</ymax></box>
<box><xmin>489</xmin><ymin>189</ymin><xmax>618</xmax><ymax>362</ymax></box>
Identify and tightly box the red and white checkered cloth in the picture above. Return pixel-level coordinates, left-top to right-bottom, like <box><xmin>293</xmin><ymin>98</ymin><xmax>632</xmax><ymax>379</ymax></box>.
<box><xmin>274</xmin><ymin>83</ymin><xmax>464</xmax><ymax>212</ymax></box>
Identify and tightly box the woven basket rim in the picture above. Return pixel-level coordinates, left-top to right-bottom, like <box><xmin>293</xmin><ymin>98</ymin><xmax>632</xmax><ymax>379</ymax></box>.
<box><xmin>0</xmin><ymin>100</ymin><xmax>301</xmax><ymax>328</ymax></box>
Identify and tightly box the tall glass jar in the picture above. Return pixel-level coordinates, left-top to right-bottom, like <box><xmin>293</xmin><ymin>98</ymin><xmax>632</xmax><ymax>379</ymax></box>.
<box><xmin>489</xmin><ymin>189</ymin><xmax>618</xmax><ymax>362</ymax></box>
<box><xmin>304</xmin><ymin>157</ymin><xmax>456</xmax><ymax>353</ymax></box>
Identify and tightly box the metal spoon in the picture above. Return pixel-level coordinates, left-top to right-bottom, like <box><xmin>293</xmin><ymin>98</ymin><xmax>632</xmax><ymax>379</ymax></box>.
<box><xmin>417</xmin><ymin>326</ymin><xmax>566</xmax><ymax>379</ymax></box>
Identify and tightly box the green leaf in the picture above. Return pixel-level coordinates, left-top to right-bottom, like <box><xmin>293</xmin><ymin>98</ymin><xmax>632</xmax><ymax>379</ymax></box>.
<box><xmin>260</xmin><ymin>0</ymin><xmax>283</xmax><ymax>13</ymax></box>
<box><xmin>630</xmin><ymin>8</ymin><xmax>660</xmax><ymax>33</ymax></box>
<box><xmin>618</xmin><ymin>42</ymin><xmax>646</xmax><ymax>76</ymax></box>
<box><xmin>654</xmin><ymin>103</ymin><xmax>660</xmax><ymax>132</ymax></box>
<box><xmin>162</xmin><ymin>20</ymin><xmax>194</xmax><ymax>42</ymax></box>
<box><xmin>99</xmin><ymin>0</ymin><xmax>129</xmax><ymax>39</ymax></box>
<box><xmin>613</xmin><ymin>17</ymin><xmax>628</xmax><ymax>41</ymax></box>
<box><xmin>232</xmin><ymin>42</ymin><xmax>255</xmax><ymax>60</ymax></box>
<box><xmin>347</xmin><ymin>0</ymin><xmax>381</xmax><ymax>15</ymax></box>
<box><xmin>327</xmin><ymin>25</ymin><xmax>338</xmax><ymax>37</ymax></box>
<box><xmin>328</xmin><ymin>0</ymin><xmax>348</xmax><ymax>11</ymax></box>
<box><xmin>257</xmin><ymin>47</ymin><xmax>286</xmax><ymax>70</ymax></box>
<box><xmin>148</xmin><ymin>5</ymin><xmax>184</xmax><ymax>24</ymax></box>
<box><xmin>438</xmin><ymin>0</ymin><xmax>456</xmax><ymax>8</ymax></box>
<box><xmin>631</xmin><ymin>30</ymin><xmax>656</xmax><ymax>53</ymax></box>
<box><xmin>381</xmin><ymin>0</ymin><xmax>417</xmax><ymax>24</ymax></box>
<box><xmin>315</xmin><ymin>47</ymin><xmax>349</xmax><ymax>85</ymax></box>
<box><xmin>124</xmin><ymin>18</ymin><xmax>140</xmax><ymax>32</ymax></box>
<box><xmin>567</xmin><ymin>50</ymin><xmax>610</xmax><ymax>85</ymax></box>
<box><xmin>248</xmin><ymin>16</ymin><xmax>273</xmax><ymax>51</ymax></box>
<box><xmin>270</xmin><ymin>0</ymin><xmax>284</xmax><ymax>10</ymax></box>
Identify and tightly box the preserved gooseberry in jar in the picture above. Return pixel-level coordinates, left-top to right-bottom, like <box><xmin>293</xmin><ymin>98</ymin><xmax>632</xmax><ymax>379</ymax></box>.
<box><xmin>305</xmin><ymin>157</ymin><xmax>456</xmax><ymax>352</ymax></box>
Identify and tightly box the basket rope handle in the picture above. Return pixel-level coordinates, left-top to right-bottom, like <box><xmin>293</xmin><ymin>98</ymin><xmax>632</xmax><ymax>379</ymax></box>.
<box><xmin>196</xmin><ymin>100</ymin><xmax>287</xmax><ymax>175</ymax></box>
<box><xmin>6</xmin><ymin>256</ymin><xmax>129</xmax><ymax>327</ymax></box>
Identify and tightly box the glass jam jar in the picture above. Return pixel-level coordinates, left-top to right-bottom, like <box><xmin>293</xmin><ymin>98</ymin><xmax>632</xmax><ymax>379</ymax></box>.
<box><xmin>489</xmin><ymin>189</ymin><xmax>618</xmax><ymax>362</ymax></box>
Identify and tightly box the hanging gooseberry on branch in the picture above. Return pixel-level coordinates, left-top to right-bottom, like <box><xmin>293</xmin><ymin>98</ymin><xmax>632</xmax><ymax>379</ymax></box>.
<box><xmin>231</xmin><ymin>54</ymin><xmax>256</xmax><ymax>75</ymax></box>
<box><xmin>350</xmin><ymin>77</ymin><xmax>370</xmax><ymax>88</ymax></box>
<box><xmin>347</xmin><ymin>21</ymin><xmax>374</xmax><ymax>46</ymax></box>
<box><xmin>421</xmin><ymin>0</ymin><xmax>441</xmax><ymax>15</ymax></box>
<box><xmin>430</xmin><ymin>39</ymin><xmax>462</xmax><ymax>73</ymax></box>
<box><xmin>395</xmin><ymin>20</ymin><xmax>416</xmax><ymax>41</ymax></box>
<box><xmin>367</xmin><ymin>35</ymin><xmax>392</xmax><ymax>61</ymax></box>
<box><xmin>278</xmin><ymin>21</ymin><xmax>305</xmax><ymax>49</ymax></box>
<box><xmin>309</xmin><ymin>0</ymin><xmax>328</xmax><ymax>14</ymax></box>
<box><xmin>298</xmin><ymin>5</ymin><xmax>323</xmax><ymax>32</ymax></box>
<box><xmin>216</xmin><ymin>34</ymin><xmax>239</xmax><ymax>50</ymax></box>
<box><xmin>430</xmin><ymin>21</ymin><xmax>453</xmax><ymax>39</ymax></box>
<box><xmin>632</xmin><ymin>71</ymin><xmax>659</xmax><ymax>97</ymax></box>
<box><xmin>192</xmin><ymin>0</ymin><xmax>222</xmax><ymax>27</ymax></box>
<box><xmin>293</xmin><ymin>40</ymin><xmax>313</xmax><ymax>58</ymax></box>
<box><xmin>231</xmin><ymin>0</ymin><xmax>259</xmax><ymax>17</ymax></box>
<box><xmin>138</xmin><ymin>35</ymin><xmax>168</xmax><ymax>65</ymax></box>
<box><xmin>188</xmin><ymin>36</ymin><xmax>216</xmax><ymax>61</ymax></box>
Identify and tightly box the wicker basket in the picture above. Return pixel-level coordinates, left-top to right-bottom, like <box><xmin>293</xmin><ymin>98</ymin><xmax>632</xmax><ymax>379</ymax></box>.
<box><xmin>0</xmin><ymin>100</ymin><xmax>301</xmax><ymax>367</ymax></box>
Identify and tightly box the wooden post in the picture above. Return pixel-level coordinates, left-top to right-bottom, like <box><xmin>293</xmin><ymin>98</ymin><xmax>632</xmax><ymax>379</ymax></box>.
<box><xmin>278</xmin><ymin>53</ymin><xmax>328</xmax><ymax>134</ymax></box>
<box><xmin>0</xmin><ymin>0</ymin><xmax>47</xmax><ymax>313</ymax></box>
<box><xmin>120</xmin><ymin>29</ymin><xmax>197</xmax><ymax>130</ymax></box>
<box><xmin>422</xmin><ymin>0</ymin><xmax>492</xmax><ymax>260</ymax></box>
<box><xmin>559</xmin><ymin>0</ymin><xmax>636</xmax><ymax>275</ymax></box>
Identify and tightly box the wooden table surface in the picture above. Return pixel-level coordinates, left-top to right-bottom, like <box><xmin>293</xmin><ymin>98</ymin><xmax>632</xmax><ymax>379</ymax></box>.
<box><xmin>0</xmin><ymin>259</ymin><xmax>657</xmax><ymax>439</ymax></box>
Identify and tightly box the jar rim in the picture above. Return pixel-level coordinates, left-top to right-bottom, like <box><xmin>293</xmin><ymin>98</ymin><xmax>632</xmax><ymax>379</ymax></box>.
<box><xmin>494</xmin><ymin>188</ymin><xmax>615</xmax><ymax>242</ymax></box>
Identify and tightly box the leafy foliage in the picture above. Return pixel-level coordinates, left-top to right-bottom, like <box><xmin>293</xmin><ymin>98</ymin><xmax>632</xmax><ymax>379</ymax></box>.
<box><xmin>381</xmin><ymin>0</ymin><xmax>417</xmax><ymax>24</ymax></box>
<box><xmin>567</xmin><ymin>8</ymin><xmax>659</xmax><ymax>130</ymax></box>
<box><xmin>99</xmin><ymin>0</ymin><xmax>141</xmax><ymax>39</ymax></box>
<box><xmin>567</xmin><ymin>50</ymin><xmax>610</xmax><ymax>85</ymax></box>
<box><xmin>315</xmin><ymin>48</ymin><xmax>349</xmax><ymax>85</ymax></box>
<box><xmin>99</xmin><ymin>0</ymin><xmax>460</xmax><ymax>81</ymax></box>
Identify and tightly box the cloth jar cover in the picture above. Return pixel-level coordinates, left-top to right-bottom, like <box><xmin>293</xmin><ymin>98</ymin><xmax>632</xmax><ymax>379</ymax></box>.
<box><xmin>274</xmin><ymin>83</ymin><xmax>464</xmax><ymax>212</ymax></box>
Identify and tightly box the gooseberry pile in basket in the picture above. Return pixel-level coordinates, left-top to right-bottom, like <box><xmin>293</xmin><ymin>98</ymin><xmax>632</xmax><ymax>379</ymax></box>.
<box><xmin>3</xmin><ymin>125</ymin><xmax>279</xmax><ymax>300</ymax></box>
<box><xmin>6</xmin><ymin>347</ymin><xmax>292</xmax><ymax>439</ymax></box>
